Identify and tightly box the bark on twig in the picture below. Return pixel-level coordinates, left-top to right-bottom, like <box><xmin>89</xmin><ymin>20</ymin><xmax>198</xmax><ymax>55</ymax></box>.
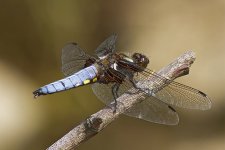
<box><xmin>47</xmin><ymin>51</ymin><xmax>196</xmax><ymax>150</ymax></box>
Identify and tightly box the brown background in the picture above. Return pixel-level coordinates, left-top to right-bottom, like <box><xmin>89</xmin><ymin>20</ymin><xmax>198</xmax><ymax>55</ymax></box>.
<box><xmin>0</xmin><ymin>0</ymin><xmax>224</xmax><ymax>150</ymax></box>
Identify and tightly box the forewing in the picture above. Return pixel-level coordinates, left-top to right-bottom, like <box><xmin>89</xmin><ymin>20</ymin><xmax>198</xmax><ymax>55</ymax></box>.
<box><xmin>124</xmin><ymin>97</ymin><xmax>179</xmax><ymax>125</ymax></box>
<box><xmin>95</xmin><ymin>34</ymin><xmax>117</xmax><ymax>57</ymax></box>
<box><xmin>61</xmin><ymin>43</ymin><xmax>91</xmax><ymax>76</ymax></box>
<box><xmin>154</xmin><ymin>80</ymin><xmax>212</xmax><ymax>110</ymax></box>
<box><xmin>136</xmin><ymin>68</ymin><xmax>212</xmax><ymax>110</ymax></box>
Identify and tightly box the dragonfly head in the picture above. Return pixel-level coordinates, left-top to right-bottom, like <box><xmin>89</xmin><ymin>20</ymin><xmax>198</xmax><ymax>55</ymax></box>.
<box><xmin>132</xmin><ymin>53</ymin><xmax>149</xmax><ymax>69</ymax></box>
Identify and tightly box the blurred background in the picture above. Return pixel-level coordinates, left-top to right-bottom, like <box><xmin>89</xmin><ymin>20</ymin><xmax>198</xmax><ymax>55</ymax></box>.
<box><xmin>0</xmin><ymin>0</ymin><xmax>225</xmax><ymax>149</ymax></box>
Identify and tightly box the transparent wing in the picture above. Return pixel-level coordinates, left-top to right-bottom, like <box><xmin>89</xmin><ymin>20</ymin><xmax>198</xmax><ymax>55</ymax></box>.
<box><xmin>136</xmin><ymin>68</ymin><xmax>212</xmax><ymax>110</ymax></box>
<box><xmin>61</xmin><ymin>43</ymin><xmax>91</xmax><ymax>76</ymax></box>
<box><xmin>124</xmin><ymin>97</ymin><xmax>179</xmax><ymax>125</ymax></box>
<box><xmin>92</xmin><ymin>78</ymin><xmax>178</xmax><ymax>125</ymax></box>
<box><xmin>95</xmin><ymin>34</ymin><xmax>117</xmax><ymax>57</ymax></box>
<box><xmin>92</xmin><ymin>82</ymin><xmax>116</xmax><ymax>105</ymax></box>
<box><xmin>92</xmin><ymin>78</ymin><xmax>133</xmax><ymax>106</ymax></box>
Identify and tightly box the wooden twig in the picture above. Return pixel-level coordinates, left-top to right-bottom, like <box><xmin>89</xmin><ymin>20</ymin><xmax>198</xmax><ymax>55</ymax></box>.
<box><xmin>47</xmin><ymin>51</ymin><xmax>196</xmax><ymax>150</ymax></box>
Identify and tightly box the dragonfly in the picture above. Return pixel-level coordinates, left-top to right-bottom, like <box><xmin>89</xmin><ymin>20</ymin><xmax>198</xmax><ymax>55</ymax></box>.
<box><xmin>33</xmin><ymin>34</ymin><xmax>212</xmax><ymax>125</ymax></box>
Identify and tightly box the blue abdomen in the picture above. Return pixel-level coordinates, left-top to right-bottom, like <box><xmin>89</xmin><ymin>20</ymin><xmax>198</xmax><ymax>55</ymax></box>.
<box><xmin>33</xmin><ymin>65</ymin><xmax>98</xmax><ymax>97</ymax></box>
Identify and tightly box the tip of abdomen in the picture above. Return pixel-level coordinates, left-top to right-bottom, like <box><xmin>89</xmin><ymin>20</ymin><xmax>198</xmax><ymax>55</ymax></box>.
<box><xmin>33</xmin><ymin>88</ymin><xmax>46</xmax><ymax>98</ymax></box>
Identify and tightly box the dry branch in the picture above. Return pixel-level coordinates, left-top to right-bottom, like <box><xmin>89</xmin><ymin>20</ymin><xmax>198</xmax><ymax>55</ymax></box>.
<box><xmin>47</xmin><ymin>51</ymin><xmax>196</xmax><ymax>150</ymax></box>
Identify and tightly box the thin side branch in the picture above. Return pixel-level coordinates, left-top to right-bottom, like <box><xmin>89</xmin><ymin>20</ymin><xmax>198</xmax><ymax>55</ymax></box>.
<box><xmin>47</xmin><ymin>51</ymin><xmax>196</xmax><ymax>150</ymax></box>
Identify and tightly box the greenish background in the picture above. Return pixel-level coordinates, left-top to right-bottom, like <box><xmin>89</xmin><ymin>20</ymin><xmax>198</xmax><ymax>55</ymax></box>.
<box><xmin>0</xmin><ymin>0</ymin><xmax>224</xmax><ymax>150</ymax></box>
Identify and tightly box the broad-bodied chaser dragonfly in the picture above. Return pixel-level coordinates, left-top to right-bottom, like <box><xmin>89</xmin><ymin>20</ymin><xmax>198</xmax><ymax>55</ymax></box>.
<box><xmin>33</xmin><ymin>34</ymin><xmax>211</xmax><ymax>125</ymax></box>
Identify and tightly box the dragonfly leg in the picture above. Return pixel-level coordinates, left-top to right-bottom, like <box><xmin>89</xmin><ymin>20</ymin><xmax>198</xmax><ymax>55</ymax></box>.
<box><xmin>112</xmin><ymin>83</ymin><xmax>120</xmax><ymax>113</ymax></box>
